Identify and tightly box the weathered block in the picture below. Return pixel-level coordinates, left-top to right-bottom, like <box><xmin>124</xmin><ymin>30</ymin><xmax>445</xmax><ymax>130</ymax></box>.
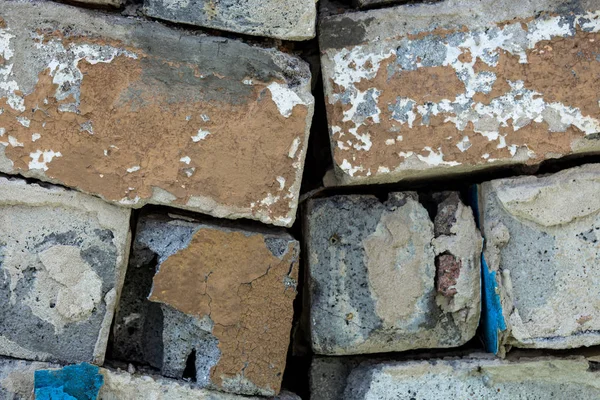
<box><xmin>320</xmin><ymin>0</ymin><xmax>600</xmax><ymax>185</ymax></box>
<box><xmin>305</xmin><ymin>192</ymin><xmax>481</xmax><ymax>355</ymax></box>
<box><xmin>0</xmin><ymin>358</ymin><xmax>263</xmax><ymax>399</ymax></box>
<box><xmin>113</xmin><ymin>213</ymin><xmax>299</xmax><ymax>396</ymax></box>
<box><xmin>0</xmin><ymin>1</ymin><xmax>313</xmax><ymax>227</ymax></box>
<box><xmin>478</xmin><ymin>164</ymin><xmax>600</xmax><ymax>353</ymax></box>
<box><xmin>69</xmin><ymin>0</ymin><xmax>122</xmax><ymax>7</ymax></box>
<box><xmin>143</xmin><ymin>0</ymin><xmax>316</xmax><ymax>41</ymax></box>
<box><xmin>332</xmin><ymin>356</ymin><xmax>600</xmax><ymax>399</ymax></box>
<box><xmin>0</xmin><ymin>177</ymin><xmax>130</xmax><ymax>364</ymax></box>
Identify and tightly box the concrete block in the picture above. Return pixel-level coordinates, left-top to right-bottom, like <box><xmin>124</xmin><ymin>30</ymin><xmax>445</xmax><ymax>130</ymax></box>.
<box><xmin>0</xmin><ymin>0</ymin><xmax>313</xmax><ymax>227</ymax></box>
<box><xmin>336</xmin><ymin>356</ymin><xmax>600</xmax><ymax>399</ymax></box>
<box><xmin>478</xmin><ymin>164</ymin><xmax>600</xmax><ymax>353</ymax></box>
<box><xmin>305</xmin><ymin>192</ymin><xmax>481</xmax><ymax>355</ymax></box>
<box><xmin>0</xmin><ymin>357</ymin><xmax>263</xmax><ymax>399</ymax></box>
<box><xmin>143</xmin><ymin>0</ymin><xmax>316</xmax><ymax>41</ymax></box>
<box><xmin>0</xmin><ymin>177</ymin><xmax>131</xmax><ymax>365</ymax></box>
<box><xmin>319</xmin><ymin>0</ymin><xmax>600</xmax><ymax>185</ymax></box>
<box><xmin>113</xmin><ymin>213</ymin><xmax>299</xmax><ymax>396</ymax></box>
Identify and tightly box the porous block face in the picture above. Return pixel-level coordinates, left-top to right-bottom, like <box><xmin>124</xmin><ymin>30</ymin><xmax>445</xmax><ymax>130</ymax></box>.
<box><xmin>340</xmin><ymin>357</ymin><xmax>600</xmax><ymax>399</ymax></box>
<box><xmin>0</xmin><ymin>177</ymin><xmax>131</xmax><ymax>365</ymax></box>
<box><xmin>305</xmin><ymin>192</ymin><xmax>481</xmax><ymax>355</ymax></box>
<box><xmin>479</xmin><ymin>164</ymin><xmax>600</xmax><ymax>351</ymax></box>
<box><xmin>320</xmin><ymin>0</ymin><xmax>600</xmax><ymax>185</ymax></box>
<box><xmin>0</xmin><ymin>358</ymin><xmax>58</xmax><ymax>399</ymax></box>
<box><xmin>0</xmin><ymin>1</ymin><xmax>313</xmax><ymax>227</ymax></box>
<box><xmin>113</xmin><ymin>214</ymin><xmax>299</xmax><ymax>396</ymax></box>
<box><xmin>143</xmin><ymin>0</ymin><xmax>316</xmax><ymax>41</ymax></box>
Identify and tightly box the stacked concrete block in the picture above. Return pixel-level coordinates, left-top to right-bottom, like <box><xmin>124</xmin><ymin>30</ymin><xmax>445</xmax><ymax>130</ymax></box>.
<box><xmin>305</xmin><ymin>192</ymin><xmax>481</xmax><ymax>355</ymax></box>
<box><xmin>143</xmin><ymin>0</ymin><xmax>317</xmax><ymax>40</ymax></box>
<box><xmin>0</xmin><ymin>177</ymin><xmax>131</xmax><ymax>365</ymax></box>
<box><xmin>311</xmin><ymin>355</ymin><xmax>600</xmax><ymax>400</ymax></box>
<box><xmin>478</xmin><ymin>164</ymin><xmax>600</xmax><ymax>354</ymax></box>
<box><xmin>112</xmin><ymin>213</ymin><xmax>299</xmax><ymax>396</ymax></box>
<box><xmin>0</xmin><ymin>357</ymin><xmax>267</xmax><ymax>399</ymax></box>
<box><xmin>0</xmin><ymin>0</ymin><xmax>313</xmax><ymax>227</ymax></box>
<box><xmin>319</xmin><ymin>0</ymin><xmax>600</xmax><ymax>186</ymax></box>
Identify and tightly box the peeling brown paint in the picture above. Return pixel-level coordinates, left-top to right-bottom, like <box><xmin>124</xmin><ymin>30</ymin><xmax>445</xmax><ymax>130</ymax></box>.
<box><xmin>149</xmin><ymin>228</ymin><xmax>298</xmax><ymax>393</ymax></box>
<box><xmin>1</xmin><ymin>42</ymin><xmax>308</xmax><ymax>223</ymax></box>
<box><xmin>327</xmin><ymin>21</ymin><xmax>600</xmax><ymax>180</ymax></box>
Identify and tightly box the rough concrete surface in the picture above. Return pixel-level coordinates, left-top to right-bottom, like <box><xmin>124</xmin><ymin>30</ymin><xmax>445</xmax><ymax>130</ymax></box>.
<box><xmin>305</xmin><ymin>192</ymin><xmax>481</xmax><ymax>355</ymax></box>
<box><xmin>0</xmin><ymin>177</ymin><xmax>131</xmax><ymax>365</ymax></box>
<box><xmin>0</xmin><ymin>0</ymin><xmax>314</xmax><ymax>227</ymax></box>
<box><xmin>0</xmin><ymin>357</ymin><xmax>263</xmax><ymax>399</ymax></box>
<box><xmin>479</xmin><ymin>163</ymin><xmax>600</xmax><ymax>352</ymax></box>
<box><xmin>320</xmin><ymin>0</ymin><xmax>600</xmax><ymax>185</ymax></box>
<box><xmin>113</xmin><ymin>213</ymin><xmax>299</xmax><ymax>396</ymax></box>
<box><xmin>69</xmin><ymin>0</ymin><xmax>122</xmax><ymax>7</ymax></box>
<box><xmin>143</xmin><ymin>0</ymin><xmax>316</xmax><ymax>41</ymax></box>
<box><xmin>337</xmin><ymin>356</ymin><xmax>600</xmax><ymax>399</ymax></box>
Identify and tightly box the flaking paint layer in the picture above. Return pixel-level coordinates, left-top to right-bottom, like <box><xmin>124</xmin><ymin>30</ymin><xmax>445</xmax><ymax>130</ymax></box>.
<box><xmin>0</xmin><ymin>4</ymin><xmax>313</xmax><ymax>227</ymax></box>
<box><xmin>322</xmin><ymin>11</ymin><xmax>600</xmax><ymax>184</ymax></box>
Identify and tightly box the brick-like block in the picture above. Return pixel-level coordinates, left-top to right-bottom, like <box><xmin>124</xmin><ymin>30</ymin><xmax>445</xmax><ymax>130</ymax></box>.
<box><xmin>333</xmin><ymin>356</ymin><xmax>600</xmax><ymax>399</ymax></box>
<box><xmin>305</xmin><ymin>192</ymin><xmax>481</xmax><ymax>355</ymax></box>
<box><xmin>0</xmin><ymin>1</ymin><xmax>313</xmax><ymax>227</ymax></box>
<box><xmin>0</xmin><ymin>358</ymin><xmax>263</xmax><ymax>399</ymax></box>
<box><xmin>478</xmin><ymin>164</ymin><xmax>600</xmax><ymax>352</ymax></box>
<box><xmin>320</xmin><ymin>0</ymin><xmax>600</xmax><ymax>185</ymax></box>
<box><xmin>0</xmin><ymin>177</ymin><xmax>130</xmax><ymax>365</ymax></box>
<box><xmin>113</xmin><ymin>214</ymin><xmax>299</xmax><ymax>396</ymax></box>
<box><xmin>143</xmin><ymin>0</ymin><xmax>316</xmax><ymax>41</ymax></box>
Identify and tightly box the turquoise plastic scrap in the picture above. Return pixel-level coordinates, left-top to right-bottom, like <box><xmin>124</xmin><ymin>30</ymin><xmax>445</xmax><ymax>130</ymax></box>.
<box><xmin>469</xmin><ymin>185</ymin><xmax>506</xmax><ymax>354</ymax></box>
<box><xmin>34</xmin><ymin>363</ymin><xmax>104</xmax><ymax>400</ymax></box>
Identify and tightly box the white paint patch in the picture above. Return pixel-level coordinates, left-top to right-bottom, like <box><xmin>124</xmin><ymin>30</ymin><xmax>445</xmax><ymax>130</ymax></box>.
<box><xmin>16</xmin><ymin>116</ymin><xmax>30</xmax><ymax>127</ymax></box>
<box><xmin>201</xmin><ymin>114</ymin><xmax>210</xmax><ymax>122</ymax></box>
<box><xmin>288</xmin><ymin>137</ymin><xmax>301</xmax><ymax>159</ymax></box>
<box><xmin>31</xmin><ymin>133</ymin><xmax>41</xmax><ymax>142</ymax></box>
<box><xmin>276</xmin><ymin>176</ymin><xmax>286</xmax><ymax>190</ymax></box>
<box><xmin>385</xmin><ymin>139</ymin><xmax>395</xmax><ymax>145</ymax></box>
<box><xmin>184</xmin><ymin>167</ymin><xmax>196</xmax><ymax>177</ymax></box>
<box><xmin>180</xmin><ymin>156</ymin><xmax>191</xmax><ymax>165</ymax></box>
<box><xmin>243</xmin><ymin>79</ymin><xmax>253</xmax><ymax>85</ymax></box>
<box><xmin>260</xmin><ymin>193</ymin><xmax>280</xmax><ymax>206</ymax></box>
<box><xmin>340</xmin><ymin>159</ymin><xmax>364</xmax><ymax>177</ymax></box>
<box><xmin>192</xmin><ymin>129</ymin><xmax>210</xmax><ymax>142</ymax></box>
<box><xmin>267</xmin><ymin>82</ymin><xmax>305</xmax><ymax>118</ymax></box>
<box><xmin>417</xmin><ymin>147</ymin><xmax>461</xmax><ymax>166</ymax></box>
<box><xmin>126</xmin><ymin>166</ymin><xmax>141</xmax><ymax>173</ymax></box>
<box><xmin>8</xmin><ymin>136</ymin><xmax>23</xmax><ymax>147</ymax></box>
<box><xmin>28</xmin><ymin>150</ymin><xmax>62</xmax><ymax>171</ymax></box>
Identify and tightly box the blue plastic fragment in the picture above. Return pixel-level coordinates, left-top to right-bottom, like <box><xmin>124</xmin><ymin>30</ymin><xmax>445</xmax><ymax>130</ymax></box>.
<box><xmin>34</xmin><ymin>363</ymin><xmax>104</xmax><ymax>400</ymax></box>
<box><xmin>468</xmin><ymin>185</ymin><xmax>507</xmax><ymax>354</ymax></box>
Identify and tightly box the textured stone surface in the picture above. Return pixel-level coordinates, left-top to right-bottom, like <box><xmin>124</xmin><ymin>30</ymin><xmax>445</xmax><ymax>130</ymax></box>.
<box><xmin>113</xmin><ymin>213</ymin><xmax>299</xmax><ymax>396</ymax></box>
<box><xmin>0</xmin><ymin>0</ymin><xmax>313</xmax><ymax>227</ymax></box>
<box><xmin>310</xmin><ymin>357</ymin><xmax>364</xmax><ymax>400</ymax></box>
<box><xmin>305</xmin><ymin>192</ymin><xmax>481</xmax><ymax>355</ymax></box>
<box><xmin>70</xmin><ymin>0</ymin><xmax>122</xmax><ymax>7</ymax></box>
<box><xmin>0</xmin><ymin>358</ymin><xmax>261</xmax><ymax>399</ymax></box>
<box><xmin>144</xmin><ymin>0</ymin><xmax>316</xmax><ymax>41</ymax></box>
<box><xmin>320</xmin><ymin>0</ymin><xmax>600</xmax><ymax>185</ymax></box>
<box><xmin>336</xmin><ymin>356</ymin><xmax>600</xmax><ymax>399</ymax></box>
<box><xmin>0</xmin><ymin>177</ymin><xmax>130</xmax><ymax>365</ymax></box>
<box><xmin>478</xmin><ymin>164</ymin><xmax>600</xmax><ymax>352</ymax></box>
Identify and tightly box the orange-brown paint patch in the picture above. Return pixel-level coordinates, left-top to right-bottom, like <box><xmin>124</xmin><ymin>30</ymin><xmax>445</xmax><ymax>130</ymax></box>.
<box><xmin>149</xmin><ymin>228</ymin><xmax>298</xmax><ymax>393</ymax></box>
<box><xmin>1</xmin><ymin>37</ymin><xmax>308</xmax><ymax>223</ymax></box>
<box><xmin>328</xmin><ymin>26</ymin><xmax>600</xmax><ymax>179</ymax></box>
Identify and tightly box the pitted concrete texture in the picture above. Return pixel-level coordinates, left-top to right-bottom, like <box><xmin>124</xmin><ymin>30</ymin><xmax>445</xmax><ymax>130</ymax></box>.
<box><xmin>113</xmin><ymin>213</ymin><xmax>299</xmax><ymax>396</ymax></box>
<box><xmin>0</xmin><ymin>0</ymin><xmax>314</xmax><ymax>227</ymax></box>
<box><xmin>479</xmin><ymin>163</ymin><xmax>600</xmax><ymax>352</ymax></box>
<box><xmin>144</xmin><ymin>0</ymin><xmax>316</xmax><ymax>41</ymax></box>
<box><xmin>305</xmin><ymin>192</ymin><xmax>481</xmax><ymax>355</ymax></box>
<box><xmin>310</xmin><ymin>357</ymin><xmax>365</xmax><ymax>400</ymax></box>
<box><xmin>320</xmin><ymin>0</ymin><xmax>600</xmax><ymax>186</ymax></box>
<box><xmin>0</xmin><ymin>177</ymin><xmax>131</xmax><ymax>365</ymax></box>
<box><xmin>333</xmin><ymin>356</ymin><xmax>600</xmax><ymax>399</ymax></box>
<box><xmin>0</xmin><ymin>357</ymin><xmax>263</xmax><ymax>399</ymax></box>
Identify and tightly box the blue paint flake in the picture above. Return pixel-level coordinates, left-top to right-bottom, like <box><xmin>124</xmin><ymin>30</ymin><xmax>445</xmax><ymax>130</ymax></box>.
<box><xmin>34</xmin><ymin>363</ymin><xmax>104</xmax><ymax>400</ymax></box>
<box><xmin>469</xmin><ymin>185</ymin><xmax>507</xmax><ymax>354</ymax></box>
